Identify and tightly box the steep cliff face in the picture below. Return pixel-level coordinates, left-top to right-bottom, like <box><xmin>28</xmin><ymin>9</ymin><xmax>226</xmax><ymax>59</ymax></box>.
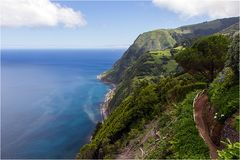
<box><xmin>104</xmin><ymin>29</ymin><xmax>177</xmax><ymax>83</ymax></box>
<box><xmin>104</xmin><ymin>17</ymin><xmax>239</xmax><ymax>84</ymax></box>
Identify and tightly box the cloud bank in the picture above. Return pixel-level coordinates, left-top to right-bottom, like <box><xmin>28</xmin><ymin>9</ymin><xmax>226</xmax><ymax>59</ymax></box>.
<box><xmin>0</xmin><ymin>0</ymin><xmax>86</xmax><ymax>28</ymax></box>
<box><xmin>152</xmin><ymin>0</ymin><xmax>239</xmax><ymax>19</ymax></box>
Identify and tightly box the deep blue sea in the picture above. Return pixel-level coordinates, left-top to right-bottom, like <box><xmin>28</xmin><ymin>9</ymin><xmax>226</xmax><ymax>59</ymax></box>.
<box><xmin>1</xmin><ymin>49</ymin><xmax>123</xmax><ymax>159</ymax></box>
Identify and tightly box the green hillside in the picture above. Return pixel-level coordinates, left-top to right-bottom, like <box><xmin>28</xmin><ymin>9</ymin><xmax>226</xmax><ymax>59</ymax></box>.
<box><xmin>103</xmin><ymin>17</ymin><xmax>239</xmax><ymax>84</ymax></box>
<box><xmin>77</xmin><ymin>17</ymin><xmax>239</xmax><ymax>159</ymax></box>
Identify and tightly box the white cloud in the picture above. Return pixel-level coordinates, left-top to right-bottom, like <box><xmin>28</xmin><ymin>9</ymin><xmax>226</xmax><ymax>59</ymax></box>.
<box><xmin>152</xmin><ymin>0</ymin><xmax>240</xmax><ymax>19</ymax></box>
<box><xmin>0</xmin><ymin>0</ymin><xmax>87</xmax><ymax>28</ymax></box>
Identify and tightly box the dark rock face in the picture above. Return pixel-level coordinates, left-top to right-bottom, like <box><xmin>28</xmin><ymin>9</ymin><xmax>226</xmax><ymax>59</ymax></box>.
<box><xmin>220</xmin><ymin>113</ymin><xmax>240</xmax><ymax>147</ymax></box>
<box><xmin>203</xmin><ymin>101</ymin><xmax>239</xmax><ymax>149</ymax></box>
<box><xmin>203</xmin><ymin>103</ymin><xmax>223</xmax><ymax>147</ymax></box>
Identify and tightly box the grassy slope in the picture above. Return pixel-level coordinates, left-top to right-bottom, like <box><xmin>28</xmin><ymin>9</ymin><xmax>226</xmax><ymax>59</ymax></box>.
<box><xmin>77</xmin><ymin>52</ymin><xmax>209</xmax><ymax>158</ymax></box>
<box><xmin>146</xmin><ymin>91</ymin><xmax>209</xmax><ymax>159</ymax></box>
<box><xmin>104</xmin><ymin>29</ymin><xmax>178</xmax><ymax>83</ymax></box>
<box><xmin>107</xmin><ymin>47</ymin><xmax>181</xmax><ymax>111</ymax></box>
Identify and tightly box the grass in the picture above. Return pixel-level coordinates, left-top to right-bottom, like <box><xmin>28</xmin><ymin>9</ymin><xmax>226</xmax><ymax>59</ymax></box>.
<box><xmin>171</xmin><ymin>91</ymin><xmax>209</xmax><ymax>159</ymax></box>
<box><xmin>149</xmin><ymin>49</ymin><xmax>171</xmax><ymax>58</ymax></box>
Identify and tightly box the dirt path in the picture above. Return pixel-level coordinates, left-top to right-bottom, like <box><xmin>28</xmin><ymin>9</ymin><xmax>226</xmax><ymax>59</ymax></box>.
<box><xmin>116</xmin><ymin>145</ymin><xmax>134</xmax><ymax>159</ymax></box>
<box><xmin>116</xmin><ymin>122</ymin><xmax>157</xmax><ymax>159</ymax></box>
<box><xmin>193</xmin><ymin>91</ymin><xmax>218</xmax><ymax>159</ymax></box>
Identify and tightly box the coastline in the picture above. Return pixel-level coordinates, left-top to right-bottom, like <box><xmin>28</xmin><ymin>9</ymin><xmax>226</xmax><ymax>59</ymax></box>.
<box><xmin>97</xmin><ymin>73</ymin><xmax>116</xmax><ymax>121</ymax></box>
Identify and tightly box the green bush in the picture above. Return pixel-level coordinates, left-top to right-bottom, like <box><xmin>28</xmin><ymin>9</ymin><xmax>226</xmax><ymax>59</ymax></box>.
<box><xmin>226</xmin><ymin>33</ymin><xmax>239</xmax><ymax>78</ymax></box>
<box><xmin>167</xmin><ymin>82</ymin><xmax>207</xmax><ymax>102</ymax></box>
<box><xmin>175</xmin><ymin>35</ymin><xmax>229</xmax><ymax>82</ymax></box>
<box><xmin>79</xmin><ymin>83</ymin><xmax>160</xmax><ymax>158</ymax></box>
<box><xmin>171</xmin><ymin>91</ymin><xmax>209</xmax><ymax>159</ymax></box>
<box><xmin>234</xmin><ymin>115</ymin><xmax>240</xmax><ymax>132</ymax></box>
<box><xmin>156</xmin><ymin>73</ymin><xmax>206</xmax><ymax>103</ymax></box>
<box><xmin>209</xmin><ymin>68</ymin><xmax>239</xmax><ymax>121</ymax></box>
<box><xmin>147</xmin><ymin>91</ymin><xmax>209</xmax><ymax>159</ymax></box>
<box><xmin>77</xmin><ymin>143</ymin><xmax>98</xmax><ymax>159</ymax></box>
<box><xmin>218</xmin><ymin>140</ymin><xmax>240</xmax><ymax>159</ymax></box>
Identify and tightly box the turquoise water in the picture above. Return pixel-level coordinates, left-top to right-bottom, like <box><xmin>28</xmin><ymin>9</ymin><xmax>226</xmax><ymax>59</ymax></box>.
<box><xmin>1</xmin><ymin>49</ymin><xmax>123</xmax><ymax>159</ymax></box>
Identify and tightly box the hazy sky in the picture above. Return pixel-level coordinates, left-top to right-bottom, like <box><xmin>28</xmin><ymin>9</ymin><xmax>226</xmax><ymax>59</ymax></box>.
<box><xmin>1</xmin><ymin>0</ymin><xmax>239</xmax><ymax>49</ymax></box>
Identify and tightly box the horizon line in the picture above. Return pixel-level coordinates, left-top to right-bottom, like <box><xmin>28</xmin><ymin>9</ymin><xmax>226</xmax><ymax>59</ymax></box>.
<box><xmin>1</xmin><ymin>47</ymin><xmax>128</xmax><ymax>50</ymax></box>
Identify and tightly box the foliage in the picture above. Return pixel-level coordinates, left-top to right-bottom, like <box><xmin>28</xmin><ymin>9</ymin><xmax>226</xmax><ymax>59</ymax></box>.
<box><xmin>78</xmin><ymin>18</ymin><xmax>240</xmax><ymax>159</ymax></box>
<box><xmin>167</xmin><ymin>82</ymin><xmax>207</xmax><ymax>102</ymax></box>
<box><xmin>79</xmin><ymin>71</ymin><xmax>208</xmax><ymax>159</ymax></box>
<box><xmin>92</xmin><ymin>122</ymin><xmax>102</xmax><ymax>139</ymax></box>
<box><xmin>123</xmin><ymin>49</ymin><xmax>179</xmax><ymax>80</ymax></box>
<box><xmin>226</xmin><ymin>33</ymin><xmax>239</xmax><ymax>78</ymax></box>
<box><xmin>170</xmin><ymin>91</ymin><xmax>209</xmax><ymax>159</ymax></box>
<box><xmin>209</xmin><ymin>68</ymin><xmax>239</xmax><ymax>121</ymax></box>
<box><xmin>77</xmin><ymin>143</ymin><xmax>98</xmax><ymax>159</ymax></box>
<box><xmin>156</xmin><ymin>73</ymin><xmax>207</xmax><ymax>103</ymax></box>
<box><xmin>105</xmin><ymin>17</ymin><xmax>238</xmax><ymax>84</ymax></box>
<box><xmin>107</xmin><ymin>48</ymin><xmax>180</xmax><ymax>111</ymax></box>
<box><xmin>175</xmin><ymin>35</ymin><xmax>229</xmax><ymax>82</ymax></box>
<box><xmin>218</xmin><ymin>140</ymin><xmax>240</xmax><ymax>159</ymax></box>
<box><xmin>79</xmin><ymin>82</ymin><xmax>160</xmax><ymax>158</ymax></box>
<box><xmin>104</xmin><ymin>30</ymin><xmax>177</xmax><ymax>83</ymax></box>
<box><xmin>146</xmin><ymin>91</ymin><xmax>209</xmax><ymax>159</ymax></box>
<box><xmin>234</xmin><ymin>115</ymin><xmax>240</xmax><ymax>132</ymax></box>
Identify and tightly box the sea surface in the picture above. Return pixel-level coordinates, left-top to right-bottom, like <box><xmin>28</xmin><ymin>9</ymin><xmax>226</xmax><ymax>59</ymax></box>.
<box><xmin>1</xmin><ymin>49</ymin><xmax>123</xmax><ymax>159</ymax></box>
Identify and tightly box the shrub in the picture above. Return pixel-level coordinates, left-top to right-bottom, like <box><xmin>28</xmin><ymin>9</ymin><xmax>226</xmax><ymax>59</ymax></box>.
<box><xmin>171</xmin><ymin>91</ymin><xmax>209</xmax><ymax>159</ymax></box>
<box><xmin>226</xmin><ymin>33</ymin><xmax>239</xmax><ymax>78</ymax></box>
<box><xmin>209</xmin><ymin>68</ymin><xmax>239</xmax><ymax>121</ymax></box>
<box><xmin>78</xmin><ymin>143</ymin><xmax>98</xmax><ymax>159</ymax></box>
<box><xmin>218</xmin><ymin>140</ymin><xmax>240</xmax><ymax>159</ymax></box>
<box><xmin>234</xmin><ymin>115</ymin><xmax>240</xmax><ymax>132</ymax></box>
<box><xmin>167</xmin><ymin>82</ymin><xmax>207</xmax><ymax>102</ymax></box>
<box><xmin>175</xmin><ymin>35</ymin><xmax>229</xmax><ymax>82</ymax></box>
<box><xmin>147</xmin><ymin>91</ymin><xmax>209</xmax><ymax>159</ymax></box>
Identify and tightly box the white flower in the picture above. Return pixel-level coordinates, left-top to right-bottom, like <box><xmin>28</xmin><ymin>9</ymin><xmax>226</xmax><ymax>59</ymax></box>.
<box><xmin>214</xmin><ymin>116</ymin><xmax>217</xmax><ymax>119</ymax></box>
<box><xmin>221</xmin><ymin>114</ymin><xmax>224</xmax><ymax>117</ymax></box>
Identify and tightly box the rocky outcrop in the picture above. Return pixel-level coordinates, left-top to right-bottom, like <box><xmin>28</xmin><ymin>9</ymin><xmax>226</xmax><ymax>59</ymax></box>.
<box><xmin>101</xmin><ymin>87</ymin><xmax>116</xmax><ymax>121</ymax></box>
<box><xmin>97</xmin><ymin>74</ymin><xmax>116</xmax><ymax>121</ymax></box>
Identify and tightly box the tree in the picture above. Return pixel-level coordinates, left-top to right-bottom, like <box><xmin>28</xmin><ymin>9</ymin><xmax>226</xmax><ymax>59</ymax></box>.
<box><xmin>175</xmin><ymin>35</ymin><xmax>229</xmax><ymax>82</ymax></box>
<box><xmin>226</xmin><ymin>33</ymin><xmax>239</xmax><ymax>78</ymax></box>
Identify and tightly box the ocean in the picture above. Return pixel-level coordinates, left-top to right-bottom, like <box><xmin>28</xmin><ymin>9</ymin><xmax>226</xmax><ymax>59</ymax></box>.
<box><xmin>1</xmin><ymin>49</ymin><xmax>123</xmax><ymax>159</ymax></box>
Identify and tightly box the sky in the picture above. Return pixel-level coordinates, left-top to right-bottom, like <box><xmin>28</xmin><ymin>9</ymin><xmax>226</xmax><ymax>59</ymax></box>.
<box><xmin>1</xmin><ymin>0</ymin><xmax>239</xmax><ymax>49</ymax></box>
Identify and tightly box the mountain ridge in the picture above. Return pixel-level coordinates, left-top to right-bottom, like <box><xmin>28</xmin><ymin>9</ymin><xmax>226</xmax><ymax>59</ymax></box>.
<box><xmin>103</xmin><ymin>17</ymin><xmax>239</xmax><ymax>84</ymax></box>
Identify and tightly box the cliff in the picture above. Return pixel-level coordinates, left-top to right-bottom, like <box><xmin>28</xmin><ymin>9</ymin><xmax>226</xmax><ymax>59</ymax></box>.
<box><xmin>77</xmin><ymin>17</ymin><xmax>239</xmax><ymax>159</ymax></box>
<box><xmin>103</xmin><ymin>17</ymin><xmax>239</xmax><ymax>84</ymax></box>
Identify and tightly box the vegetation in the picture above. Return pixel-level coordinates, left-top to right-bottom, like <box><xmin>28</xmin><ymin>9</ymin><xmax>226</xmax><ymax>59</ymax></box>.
<box><xmin>208</xmin><ymin>68</ymin><xmax>239</xmax><ymax>121</ymax></box>
<box><xmin>78</xmin><ymin>17</ymin><xmax>239</xmax><ymax>159</ymax></box>
<box><xmin>226</xmin><ymin>33</ymin><xmax>239</xmax><ymax>77</ymax></box>
<box><xmin>104</xmin><ymin>17</ymin><xmax>238</xmax><ymax>83</ymax></box>
<box><xmin>175</xmin><ymin>35</ymin><xmax>229</xmax><ymax>82</ymax></box>
<box><xmin>147</xmin><ymin>91</ymin><xmax>209</xmax><ymax>159</ymax></box>
<box><xmin>218</xmin><ymin>140</ymin><xmax>240</xmax><ymax>159</ymax></box>
<box><xmin>78</xmin><ymin>72</ymin><xmax>208</xmax><ymax>159</ymax></box>
<box><xmin>208</xmin><ymin>34</ymin><xmax>239</xmax><ymax>122</ymax></box>
<box><xmin>234</xmin><ymin>115</ymin><xmax>240</xmax><ymax>132</ymax></box>
<box><xmin>78</xmin><ymin>82</ymin><xmax>161</xmax><ymax>159</ymax></box>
